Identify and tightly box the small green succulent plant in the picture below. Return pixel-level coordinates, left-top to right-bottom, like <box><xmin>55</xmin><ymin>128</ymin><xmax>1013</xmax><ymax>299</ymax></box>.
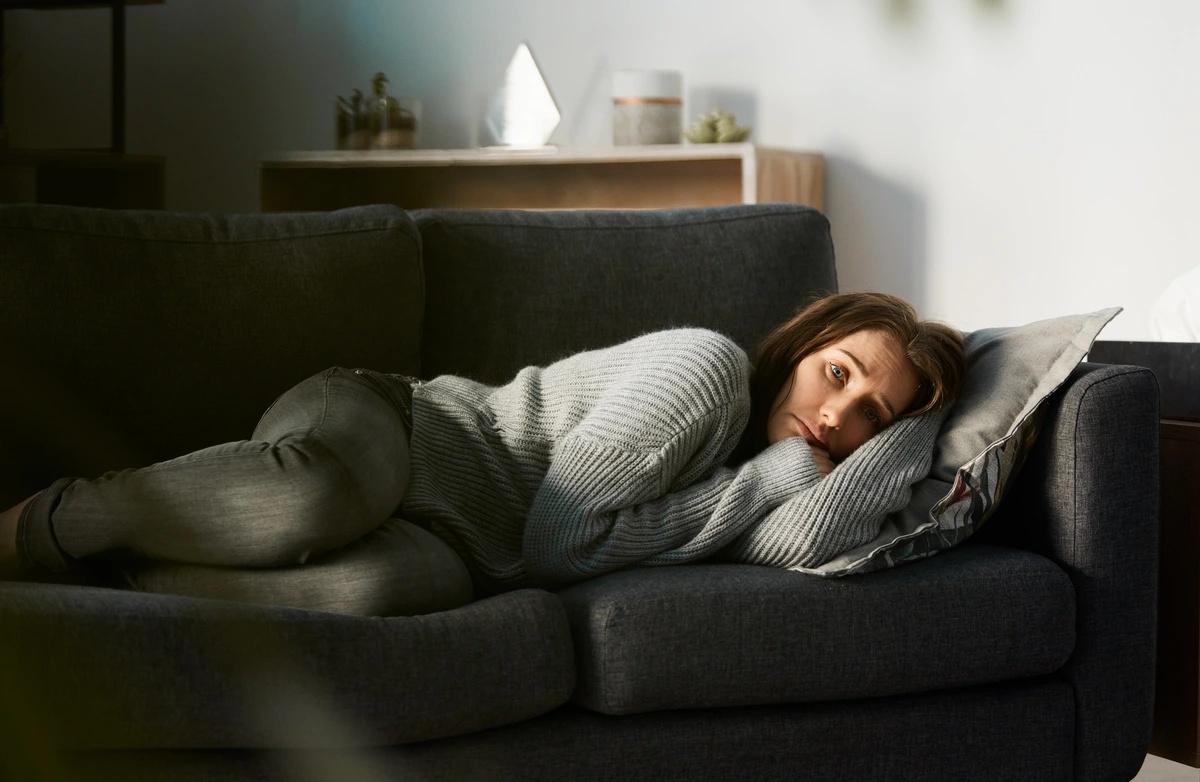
<box><xmin>684</xmin><ymin>108</ymin><xmax>751</xmax><ymax>143</ymax></box>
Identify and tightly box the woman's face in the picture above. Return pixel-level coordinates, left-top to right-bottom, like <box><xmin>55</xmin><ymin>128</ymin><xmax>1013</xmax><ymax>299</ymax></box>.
<box><xmin>766</xmin><ymin>329</ymin><xmax>922</xmax><ymax>461</ymax></box>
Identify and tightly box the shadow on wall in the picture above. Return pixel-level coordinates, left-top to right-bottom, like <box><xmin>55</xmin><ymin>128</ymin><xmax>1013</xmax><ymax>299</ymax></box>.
<box><xmin>883</xmin><ymin>0</ymin><xmax>1007</xmax><ymax>24</ymax></box>
<box><xmin>557</xmin><ymin>54</ymin><xmax>612</xmax><ymax>147</ymax></box>
<box><xmin>824</xmin><ymin>154</ymin><xmax>928</xmax><ymax>311</ymax></box>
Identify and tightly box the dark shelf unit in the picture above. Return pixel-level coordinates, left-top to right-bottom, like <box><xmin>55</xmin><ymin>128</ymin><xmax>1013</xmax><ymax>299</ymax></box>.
<box><xmin>0</xmin><ymin>1</ymin><xmax>165</xmax><ymax>208</ymax></box>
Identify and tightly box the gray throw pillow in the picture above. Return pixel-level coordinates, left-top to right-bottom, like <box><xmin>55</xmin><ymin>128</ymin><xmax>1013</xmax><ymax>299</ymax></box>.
<box><xmin>797</xmin><ymin>307</ymin><xmax>1122</xmax><ymax>577</ymax></box>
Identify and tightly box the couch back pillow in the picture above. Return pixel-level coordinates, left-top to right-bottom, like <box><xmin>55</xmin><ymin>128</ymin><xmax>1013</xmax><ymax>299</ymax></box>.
<box><xmin>0</xmin><ymin>204</ymin><xmax>422</xmax><ymax>505</ymax></box>
<box><xmin>413</xmin><ymin>204</ymin><xmax>836</xmax><ymax>383</ymax></box>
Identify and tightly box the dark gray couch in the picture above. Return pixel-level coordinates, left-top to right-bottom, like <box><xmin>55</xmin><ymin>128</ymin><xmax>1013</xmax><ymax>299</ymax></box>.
<box><xmin>0</xmin><ymin>203</ymin><xmax>1158</xmax><ymax>781</ymax></box>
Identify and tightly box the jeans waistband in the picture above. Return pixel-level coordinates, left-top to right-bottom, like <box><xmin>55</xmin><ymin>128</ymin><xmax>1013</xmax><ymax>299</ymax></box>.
<box><xmin>353</xmin><ymin>369</ymin><xmax>417</xmax><ymax>439</ymax></box>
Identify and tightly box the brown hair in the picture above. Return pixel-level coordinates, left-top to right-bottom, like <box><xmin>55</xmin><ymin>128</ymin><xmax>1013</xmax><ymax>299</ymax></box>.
<box><xmin>734</xmin><ymin>291</ymin><xmax>966</xmax><ymax>461</ymax></box>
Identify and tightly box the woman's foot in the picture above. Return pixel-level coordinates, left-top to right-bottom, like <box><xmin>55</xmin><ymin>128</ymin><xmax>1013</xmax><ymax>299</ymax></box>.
<box><xmin>0</xmin><ymin>492</ymin><xmax>41</xmax><ymax>574</ymax></box>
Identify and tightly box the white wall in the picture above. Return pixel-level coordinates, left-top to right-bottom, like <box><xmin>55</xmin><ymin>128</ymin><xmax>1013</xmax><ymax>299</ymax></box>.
<box><xmin>7</xmin><ymin>0</ymin><xmax>1200</xmax><ymax>339</ymax></box>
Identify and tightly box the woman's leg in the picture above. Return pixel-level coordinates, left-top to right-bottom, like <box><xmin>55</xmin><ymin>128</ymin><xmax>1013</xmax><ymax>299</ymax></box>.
<box><xmin>10</xmin><ymin>367</ymin><xmax>411</xmax><ymax>572</ymax></box>
<box><xmin>123</xmin><ymin>518</ymin><xmax>473</xmax><ymax>617</ymax></box>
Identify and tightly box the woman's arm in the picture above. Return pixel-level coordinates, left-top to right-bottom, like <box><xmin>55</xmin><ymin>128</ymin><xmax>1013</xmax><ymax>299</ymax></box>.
<box><xmin>522</xmin><ymin>428</ymin><xmax>823</xmax><ymax>589</ymax></box>
<box><xmin>721</xmin><ymin>411</ymin><xmax>944</xmax><ymax>570</ymax></box>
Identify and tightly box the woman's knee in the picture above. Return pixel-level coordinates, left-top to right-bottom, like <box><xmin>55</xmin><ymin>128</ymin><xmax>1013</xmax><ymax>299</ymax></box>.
<box><xmin>248</xmin><ymin>438</ymin><xmax>404</xmax><ymax>565</ymax></box>
<box><xmin>245</xmin><ymin>368</ymin><xmax>411</xmax><ymax>565</ymax></box>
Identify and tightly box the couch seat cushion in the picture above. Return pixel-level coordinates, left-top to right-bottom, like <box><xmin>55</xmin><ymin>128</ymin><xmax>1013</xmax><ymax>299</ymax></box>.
<box><xmin>558</xmin><ymin>544</ymin><xmax>1074</xmax><ymax>715</ymax></box>
<box><xmin>0</xmin><ymin>584</ymin><xmax>574</xmax><ymax>748</ymax></box>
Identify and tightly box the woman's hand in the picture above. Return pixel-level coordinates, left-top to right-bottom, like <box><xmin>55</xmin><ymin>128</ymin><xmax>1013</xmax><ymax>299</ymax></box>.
<box><xmin>809</xmin><ymin>443</ymin><xmax>835</xmax><ymax>477</ymax></box>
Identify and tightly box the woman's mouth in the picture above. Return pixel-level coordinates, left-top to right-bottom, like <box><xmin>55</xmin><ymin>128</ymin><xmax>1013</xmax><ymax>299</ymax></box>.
<box><xmin>793</xmin><ymin>416</ymin><xmax>826</xmax><ymax>449</ymax></box>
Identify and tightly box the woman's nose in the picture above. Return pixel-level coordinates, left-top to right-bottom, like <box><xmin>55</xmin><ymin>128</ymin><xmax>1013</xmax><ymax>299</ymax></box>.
<box><xmin>821</xmin><ymin>398</ymin><xmax>850</xmax><ymax>428</ymax></box>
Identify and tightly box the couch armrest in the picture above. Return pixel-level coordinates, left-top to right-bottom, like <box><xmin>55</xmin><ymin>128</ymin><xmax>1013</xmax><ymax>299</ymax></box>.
<box><xmin>989</xmin><ymin>362</ymin><xmax>1159</xmax><ymax>782</ymax></box>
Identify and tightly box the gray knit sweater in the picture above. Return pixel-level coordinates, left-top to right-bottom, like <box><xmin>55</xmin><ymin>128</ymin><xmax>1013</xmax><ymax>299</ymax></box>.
<box><xmin>399</xmin><ymin>328</ymin><xmax>941</xmax><ymax>592</ymax></box>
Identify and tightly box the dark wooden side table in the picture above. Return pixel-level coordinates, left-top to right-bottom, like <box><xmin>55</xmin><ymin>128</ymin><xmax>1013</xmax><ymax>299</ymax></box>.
<box><xmin>1152</xmin><ymin>419</ymin><xmax>1200</xmax><ymax>767</ymax></box>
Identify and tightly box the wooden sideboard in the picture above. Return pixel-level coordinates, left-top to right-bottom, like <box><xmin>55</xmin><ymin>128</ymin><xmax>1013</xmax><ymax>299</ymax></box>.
<box><xmin>1154</xmin><ymin>419</ymin><xmax>1200</xmax><ymax>767</ymax></box>
<box><xmin>259</xmin><ymin>144</ymin><xmax>823</xmax><ymax>212</ymax></box>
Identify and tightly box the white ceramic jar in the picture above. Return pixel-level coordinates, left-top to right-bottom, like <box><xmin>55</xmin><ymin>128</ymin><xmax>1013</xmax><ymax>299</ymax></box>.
<box><xmin>612</xmin><ymin>70</ymin><xmax>683</xmax><ymax>146</ymax></box>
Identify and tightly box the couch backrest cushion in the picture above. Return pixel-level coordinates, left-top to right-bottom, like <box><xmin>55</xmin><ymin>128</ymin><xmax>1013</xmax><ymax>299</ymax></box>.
<box><xmin>0</xmin><ymin>204</ymin><xmax>422</xmax><ymax>503</ymax></box>
<box><xmin>413</xmin><ymin>204</ymin><xmax>836</xmax><ymax>383</ymax></box>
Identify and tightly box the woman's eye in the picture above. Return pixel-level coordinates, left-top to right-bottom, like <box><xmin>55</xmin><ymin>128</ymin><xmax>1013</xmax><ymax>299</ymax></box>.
<box><xmin>830</xmin><ymin>363</ymin><xmax>844</xmax><ymax>380</ymax></box>
<box><xmin>864</xmin><ymin>408</ymin><xmax>881</xmax><ymax>425</ymax></box>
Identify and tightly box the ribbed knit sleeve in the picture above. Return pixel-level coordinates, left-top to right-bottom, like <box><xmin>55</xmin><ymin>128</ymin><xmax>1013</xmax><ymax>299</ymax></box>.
<box><xmin>721</xmin><ymin>410</ymin><xmax>944</xmax><ymax>570</ymax></box>
<box><xmin>523</xmin><ymin>431</ymin><xmax>822</xmax><ymax>588</ymax></box>
<box><xmin>404</xmin><ymin>327</ymin><xmax>760</xmax><ymax>591</ymax></box>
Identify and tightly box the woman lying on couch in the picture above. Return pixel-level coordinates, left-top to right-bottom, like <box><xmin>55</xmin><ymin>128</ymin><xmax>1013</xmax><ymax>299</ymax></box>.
<box><xmin>0</xmin><ymin>292</ymin><xmax>964</xmax><ymax>613</ymax></box>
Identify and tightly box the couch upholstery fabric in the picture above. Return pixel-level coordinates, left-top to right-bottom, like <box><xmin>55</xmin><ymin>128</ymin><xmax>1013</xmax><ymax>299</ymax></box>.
<box><xmin>559</xmin><ymin>544</ymin><xmax>1075</xmax><ymax>715</ymax></box>
<box><xmin>980</xmin><ymin>362</ymin><xmax>1160</xmax><ymax>782</ymax></box>
<box><xmin>54</xmin><ymin>681</ymin><xmax>1075</xmax><ymax>782</ymax></box>
<box><xmin>0</xmin><ymin>584</ymin><xmax>573</xmax><ymax>749</ymax></box>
